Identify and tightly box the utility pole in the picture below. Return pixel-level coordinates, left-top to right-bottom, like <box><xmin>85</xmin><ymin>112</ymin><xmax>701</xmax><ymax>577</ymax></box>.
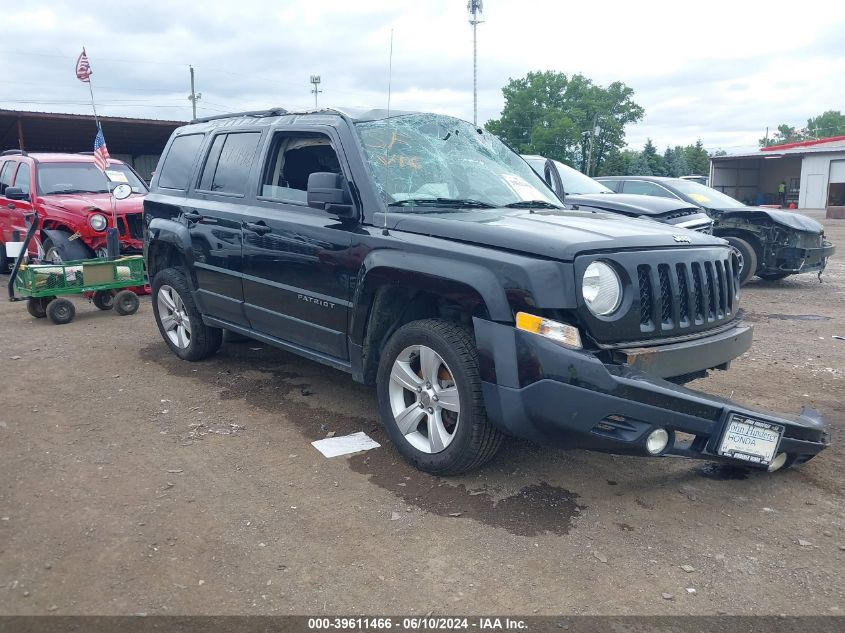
<box><xmin>310</xmin><ymin>75</ymin><xmax>322</xmax><ymax>109</ymax></box>
<box><xmin>467</xmin><ymin>0</ymin><xmax>483</xmax><ymax>127</ymax></box>
<box><xmin>586</xmin><ymin>115</ymin><xmax>601</xmax><ymax>176</ymax></box>
<box><xmin>188</xmin><ymin>66</ymin><xmax>202</xmax><ymax>120</ymax></box>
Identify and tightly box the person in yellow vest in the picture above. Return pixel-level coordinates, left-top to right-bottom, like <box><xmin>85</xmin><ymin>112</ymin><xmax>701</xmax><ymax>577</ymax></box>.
<box><xmin>778</xmin><ymin>181</ymin><xmax>787</xmax><ymax>207</ymax></box>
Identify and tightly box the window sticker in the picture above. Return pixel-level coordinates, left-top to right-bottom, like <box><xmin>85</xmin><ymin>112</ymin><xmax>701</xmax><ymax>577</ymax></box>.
<box><xmin>105</xmin><ymin>170</ymin><xmax>129</xmax><ymax>183</ymax></box>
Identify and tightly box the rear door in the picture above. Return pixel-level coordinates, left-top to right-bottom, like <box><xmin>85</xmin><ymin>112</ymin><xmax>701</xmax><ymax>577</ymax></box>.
<box><xmin>187</xmin><ymin>130</ymin><xmax>265</xmax><ymax>328</ymax></box>
<box><xmin>240</xmin><ymin>127</ymin><xmax>355</xmax><ymax>361</ymax></box>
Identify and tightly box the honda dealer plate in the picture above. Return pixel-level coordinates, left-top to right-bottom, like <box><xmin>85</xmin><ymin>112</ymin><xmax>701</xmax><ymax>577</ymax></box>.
<box><xmin>718</xmin><ymin>414</ymin><xmax>783</xmax><ymax>466</ymax></box>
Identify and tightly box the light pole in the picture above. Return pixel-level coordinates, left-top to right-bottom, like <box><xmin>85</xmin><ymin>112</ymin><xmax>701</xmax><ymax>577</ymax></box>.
<box><xmin>310</xmin><ymin>75</ymin><xmax>322</xmax><ymax>109</ymax></box>
<box><xmin>467</xmin><ymin>0</ymin><xmax>483</xmax><ymax>127</ymax></box>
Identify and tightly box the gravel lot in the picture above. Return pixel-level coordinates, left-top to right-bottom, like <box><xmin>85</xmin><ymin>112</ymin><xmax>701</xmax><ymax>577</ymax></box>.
<box><xmin>1</xmin><ymin>211</ymin><xmax>843</xmax><ymax>616</ymax></box>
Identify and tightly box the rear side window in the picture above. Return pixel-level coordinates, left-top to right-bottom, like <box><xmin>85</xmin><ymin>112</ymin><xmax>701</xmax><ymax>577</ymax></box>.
<box><xmin>198</xmin><ymin>132</ymin><xmax>261</xmax><ymax>196</ymax></box>
<box><xmin>14</xmin><ymin>163</ymin><xmax>31</xmax><ymax>194</ymax></box>
<box><xmin>158</xmin><ymin>134</ymin><xmax>204</xmax><ymax>190</ymax></box>
<box><xmin>622</xmin><ymin>180</ymin><xmax>676</xmax><ymax>198</ymax></box>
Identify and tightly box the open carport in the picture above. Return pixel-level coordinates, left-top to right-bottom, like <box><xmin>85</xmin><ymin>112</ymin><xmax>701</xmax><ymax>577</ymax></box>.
<box><xmin>0</xmin><ymin>109</ymin><xmax>185</xmax><ymax>180</ymax></box>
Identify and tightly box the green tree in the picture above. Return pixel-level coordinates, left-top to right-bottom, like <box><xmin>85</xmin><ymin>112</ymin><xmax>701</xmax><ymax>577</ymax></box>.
<box><xmin>806</xmin><ymin>110</ymin><xmax>845</xmax><ymax>138</ymax></box>
<box><xmin>641</xmin><ymin>139</ymin><xmax>664</xmax><ymax>175</ymax></box>
<box><xmin>683</xmin><ymin>140</ymin><xmax>710</xmax><ymax>175</ymax></box>
<box><xmin>627</xmin><ymin>151</ymin><xmax>652</xmax><ymax>176</ymax></box>
<box><xmin>486</xmin><ymin>71</ymin><xmax>644</xmax><ymax>174</ymax></box>
<box><xmin>664</xmin><ymin>145</ymin><xmax>690</xmax><ymax>177</ymax></box>
<box><xmin>759</xmin><ymin>124</ymin><xmax>804</xmax><ymax>147</ymax></box>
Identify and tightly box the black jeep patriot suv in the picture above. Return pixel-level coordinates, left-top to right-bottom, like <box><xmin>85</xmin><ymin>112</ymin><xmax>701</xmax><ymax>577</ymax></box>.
<box><xmin>144</xmin><ymin>108</ymin><xmax>828</xmax><ymax>474</ymax></box>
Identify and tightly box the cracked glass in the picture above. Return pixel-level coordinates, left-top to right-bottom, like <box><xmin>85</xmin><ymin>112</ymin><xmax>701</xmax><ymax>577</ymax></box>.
<box><xmin>355</xmin><ymin>114</ymin><xmax>560</xmax><ymax>210</ymax></box>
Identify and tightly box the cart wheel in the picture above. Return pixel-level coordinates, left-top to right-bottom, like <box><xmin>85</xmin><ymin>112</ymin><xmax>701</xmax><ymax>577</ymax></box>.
<box><xmin>113</xmin><ymin>290</ymin><xmax>140</xmax><ymax>316</ymax></box>
<box><xmin>26</xmin><ymin>297</ymin><xmax>53</xmax><ymax>319</ymax></box>
<box><xmin>93</xmin><ymin>290</ymin><xmax>115</xmax><ymax>311</ymax></box>
<box><xmin>46</xmin><ymin>298</ymin><xmax>75</xmax><ymax>325</ymax></box>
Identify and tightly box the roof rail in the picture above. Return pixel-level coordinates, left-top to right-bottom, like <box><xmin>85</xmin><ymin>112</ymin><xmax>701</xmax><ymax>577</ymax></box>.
<box><xmin>191</xmin><ymin>107</ymin><xmax>289</xmax><ymax>124</ymax></box>
<box><xmin>1</xmin><ymin>149</ymin><xmax>28</xmax><ymax>156</ymax></box>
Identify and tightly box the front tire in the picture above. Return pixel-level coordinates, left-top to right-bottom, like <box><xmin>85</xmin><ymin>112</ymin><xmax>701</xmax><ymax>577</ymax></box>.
<box><xmin>152</xmin><ymin>267</ymin><xmax>222</xmax><ymax>361</ymax></box>
<box><xmin>376</xmin><ymin>319</ymin><xmax>502</xmax><ymax>475</ymax></box>
<box><xmin>113</xmin><ymin>290</ymin><xmax>140</xmax><ymax>316</ymax></box>
<box><xmin>42</xmin><ymin>230</ymin><xmax>92</xmax><ymax>263</ymax></box>
<box><xmin>724</xmin><ymin>236</ymin><xmax>758</xmax><ymax>286</ymax></box>
<box><xmin>46</xmin><ymin>298</ymin><xmax>75</xmax><ymax>325</ymax></box>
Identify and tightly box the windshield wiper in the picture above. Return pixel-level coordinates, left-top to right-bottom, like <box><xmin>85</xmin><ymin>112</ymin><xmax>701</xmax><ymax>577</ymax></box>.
<box><xmin>388</xmin><ymin>197</ymin><xmax>495</xmax><ymax>209</ymax></box>
<box><xmin>47</xmin><ymin>188</ymin><xmax>108</xmax><ymax>194</ymax></box>
<box><xmin>503</xmin><ymin>200</ymin><xmax>563</xmax><ymax>209</ymax></box>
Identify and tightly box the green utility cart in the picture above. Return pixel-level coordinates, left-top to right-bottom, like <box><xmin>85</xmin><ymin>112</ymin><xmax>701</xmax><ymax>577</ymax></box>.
<box><xmin>10</xmin><ymin>255</ymin><xmax>145</xmax><ymax>325</ymax></box>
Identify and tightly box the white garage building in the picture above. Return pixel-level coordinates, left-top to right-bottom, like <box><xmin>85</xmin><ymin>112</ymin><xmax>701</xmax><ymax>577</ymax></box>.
<box><xmin>709</xmin><ymin>135</ymin><xmax>845</xmax><ymax>216</ymax></box>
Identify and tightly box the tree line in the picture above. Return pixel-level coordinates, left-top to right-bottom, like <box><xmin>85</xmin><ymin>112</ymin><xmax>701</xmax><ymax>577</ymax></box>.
<box><xmin>759</xmin><ymin>111</ymin><xmax>845</xmax><ymax>147</ymax></box>
<box><xmin>486</xmin><ymin>70</ymin><xmax>841</xmax><ymax>179</ymax></box>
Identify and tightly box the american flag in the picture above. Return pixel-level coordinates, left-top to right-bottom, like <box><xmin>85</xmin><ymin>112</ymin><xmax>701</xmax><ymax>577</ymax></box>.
<box><xmin>75</xmin><ymin>48</ymin><xmax>92</xmax><ymax>83</ymax></box>
<box><xmin>93</xmin><ymin>125</ymin><xmax>110</xmax><ymax>172</ymax></box>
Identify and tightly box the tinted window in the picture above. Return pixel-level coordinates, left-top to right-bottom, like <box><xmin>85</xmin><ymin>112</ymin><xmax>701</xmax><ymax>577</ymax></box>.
<box><xmin>0</xmin><ymin>161</ymin><xmax>15</xmax><ymax>194</ymax></box>
<box><xmin>158</xmin><ymin>134</ymin><xmax>204</xmax><ymax>190</ymax></box>
<box><xmin>260</xmin><ymin>133</ymin><xmax>341</xmax><ymax>205</ymax></box>
<box><xmin>622</xmin><ymin>180</ymin><xmax>676</xmax><ymax>198</ymax></box>
<box><xmin>198</xmin><ymin>132</ymin><xmax>261</xmax><ymax>195</ymax></box>
<box><xmin>14</xmin><ymin>163</ymin><xmax>31</xmax><ymax>194</ymax></box>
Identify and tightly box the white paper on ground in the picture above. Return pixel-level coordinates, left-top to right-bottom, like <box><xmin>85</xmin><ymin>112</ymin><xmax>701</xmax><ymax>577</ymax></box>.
<box><xmin>311</xmin><ymin>431</ymin><xmax>381</xmax><ymax>458</ymax></box>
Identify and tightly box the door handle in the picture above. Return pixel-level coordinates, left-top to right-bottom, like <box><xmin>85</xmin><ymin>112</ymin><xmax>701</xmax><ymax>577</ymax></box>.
<box><xmin>244</xmin><ymin>222</ymin><xmax>272</xmax><ymax>235</ymax></box>
<box><xmin>7</xmin><ymin>203</ymin><xmax>15</xmax><ymax>210</ymax></box>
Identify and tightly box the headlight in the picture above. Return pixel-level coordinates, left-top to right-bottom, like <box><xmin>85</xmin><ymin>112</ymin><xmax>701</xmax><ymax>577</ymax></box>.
<box><xmin>515</xmin><ymin>312</ymin><xmax>582</xmax><ymax>349</ymax></box>
<box><xmin>582</xmin><ymin>261</ymin><xmax>622</xmax><ymax>316</ymax></box>
<box><xmin>88</xmin><ymin>213</ymin><xmax>108</xmax><ymax>231</ymax></box>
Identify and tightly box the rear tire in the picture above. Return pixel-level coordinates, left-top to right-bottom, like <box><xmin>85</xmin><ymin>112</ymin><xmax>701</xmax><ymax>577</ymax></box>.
<box><xmin>724</xmin><ymin>236</ymin><xmax>758</xmax><ymax>286</ymax></box>
<box><xmin>93</xmin><ymin>290</ymin><xmax>114</xmax><ymax>310</ymax></box>
<box><xmin>26</xmin><ymin>296</ymin><xmax>53</xmax><ymax>318</ymax></box>
<box><xmin>376</xmin><ymin>319</ymin><xmax>502</xmax><ymax>475</ymax></box>
<box><xmin>113</xmin><ymin>290</ymin><xmax>140</xmax><ymax>316</ymax></box>
<box><xmin>152</xmin><ymin>267</ymin><xmax>222</xmax><ymax>361</ymax></box>
<box><xmin>46</xmin><ymin>298</ymin><xmax>75</xmax><ymax>325</ymax></box>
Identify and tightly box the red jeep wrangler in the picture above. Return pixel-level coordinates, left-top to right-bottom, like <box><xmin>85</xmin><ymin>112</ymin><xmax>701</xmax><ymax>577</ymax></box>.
<box><xmin>0</xmin><ymin>150</ymin><xmax>148</xmax><ymax>270</ymax></box>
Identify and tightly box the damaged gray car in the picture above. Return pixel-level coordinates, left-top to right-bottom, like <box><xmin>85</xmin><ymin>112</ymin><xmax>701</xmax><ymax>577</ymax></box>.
<box><xmin>596</xmin><ymin>176</ymin><xmax>836</xmax><ymax>285</ymax></box>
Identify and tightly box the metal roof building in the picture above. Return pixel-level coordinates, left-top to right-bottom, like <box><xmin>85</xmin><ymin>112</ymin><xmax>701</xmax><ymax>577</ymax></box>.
<box><xmin>709</xmin><ymin>136</ymin><xmax>845</xmax><ymax>216</ymax></box>
<box><xmin>0</xmin><ymin>109</ymin><xmax>185</xmax><ymax>180</ymax></box>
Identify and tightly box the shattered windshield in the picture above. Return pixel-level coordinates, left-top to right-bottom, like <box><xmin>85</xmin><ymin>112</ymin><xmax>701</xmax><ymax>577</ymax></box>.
<box><xmin>355</xmin><ymin>113</ymin><xmax>560</xmax><ymax>210</ymax></box>
<box><xmin>38</xmin><ymin>162</ymin><xmax>148</xmax><ymax>195</ymax></box>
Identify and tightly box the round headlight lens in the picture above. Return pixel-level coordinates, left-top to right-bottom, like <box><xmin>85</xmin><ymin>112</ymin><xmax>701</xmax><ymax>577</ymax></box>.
<box><xmin>88</xmin><ymin>213</ymin><xmax>108</xmax><ymax>232</ymax></box>
<box><xmin>582</xmin><ymin>261</ymin><xmax>622</xmax><ymax>316</ymax></box>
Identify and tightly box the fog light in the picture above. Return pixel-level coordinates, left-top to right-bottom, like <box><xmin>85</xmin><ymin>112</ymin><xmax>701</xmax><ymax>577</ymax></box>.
<box><xmin>768</xmin><ymin>452</ymin><xmax>788</xmax><ymax>472</ymax></box>
<box><xmin>646</xmin><ymin>428</ymin><xmax>670</xmax><ymax>455</ymax></box>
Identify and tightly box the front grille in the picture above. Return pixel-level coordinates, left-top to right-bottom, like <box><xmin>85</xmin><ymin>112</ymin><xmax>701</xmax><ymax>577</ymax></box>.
<box><xmin>637</xmin><ymin>255</ymin><xmax>736</xmax><ymax>333</ymax></box>
<box><xmin>121</xmin><ymin>213</ymin><xmax>144</xmax><ymax>240</ymax></box>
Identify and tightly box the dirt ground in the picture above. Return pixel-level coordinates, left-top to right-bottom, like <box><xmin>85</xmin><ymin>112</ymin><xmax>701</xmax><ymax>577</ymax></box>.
<box><xmin>1</xmin><ymin>211</ymin><xmax>843</xmax><ymax>616</ymax></box>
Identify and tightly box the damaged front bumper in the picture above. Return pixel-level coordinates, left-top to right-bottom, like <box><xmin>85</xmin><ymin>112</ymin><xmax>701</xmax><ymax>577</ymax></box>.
<box><xmin>474</xmin><ymin>318</ymin><xmax>829</xmax><ymax>469</ymax></box>
<box><xmin>771</xmin><ymin>241</ymin><xmax>835</xmax><ymax>275</ymax></box>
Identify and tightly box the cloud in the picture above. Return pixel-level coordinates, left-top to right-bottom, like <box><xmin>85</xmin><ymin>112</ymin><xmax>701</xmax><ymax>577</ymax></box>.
<box><xmin>0</xmin><ymin>0</ymin><xmax>843</xmax><ymax>152</ymax></box>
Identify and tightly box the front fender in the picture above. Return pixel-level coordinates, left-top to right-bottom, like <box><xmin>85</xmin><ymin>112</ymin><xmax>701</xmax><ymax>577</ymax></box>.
<box><xmin>146</xmin><ymin>218</ymin><xmax>196</xmax><ymax>285</ymax></box>
<box><xmin>349</xmin><ymin>249</ymin><xmax>512</xmax><ymax>344</ymax></box>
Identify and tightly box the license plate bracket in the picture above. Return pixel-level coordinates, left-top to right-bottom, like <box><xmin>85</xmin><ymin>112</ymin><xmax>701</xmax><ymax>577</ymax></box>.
<box><xmin>717</xmin><ymin>414</ymin><xmax>784</xmax><ymax>467</ymax></box>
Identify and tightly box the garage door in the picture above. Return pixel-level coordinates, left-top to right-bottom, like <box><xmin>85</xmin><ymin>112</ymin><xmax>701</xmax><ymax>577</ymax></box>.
<box><xmin>830</xmin><ymin>160</ymin><xmax>845</xmax><ymax>183</ymax></box>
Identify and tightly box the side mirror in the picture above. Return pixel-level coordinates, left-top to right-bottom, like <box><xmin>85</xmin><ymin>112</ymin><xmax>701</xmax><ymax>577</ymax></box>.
<box><xmin>5</xmin><ymin>187</ymin><xmax>29</xmax><ymax>201</ymax></box>
<box><xmin>307</xmin><ymin>172</ymin><xmax>355</xmax><ymax>218</ymax></box>
<box><xmin>112</xmin><ymin>183</ymin><xmax>133</xmax><ymax>200</ymax></box>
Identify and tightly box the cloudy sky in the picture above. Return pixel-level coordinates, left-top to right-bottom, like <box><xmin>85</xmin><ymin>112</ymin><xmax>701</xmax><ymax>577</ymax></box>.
<box><xmin>2</xmin><ymin>0</ymin><xmax>843</xmax><ymax>153</ymax></box>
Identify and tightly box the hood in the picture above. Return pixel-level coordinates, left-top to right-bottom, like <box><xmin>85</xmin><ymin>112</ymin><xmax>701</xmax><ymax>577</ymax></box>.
<box><xmin>713</xmin><ymin>206</ymin><xmax>823</xmax><ymax>233</ymax></box>
<box><xmin>39</xmin><ymin>192</ymin><xmax>145</xmax><ymax>215</ymax></box>
<box><xmin>564</xmin><ymin>193</ymin><xmax>700</xmax><ymax>217</ymax></box>
<box><xmin>383</xmin><ymin>207</ymin><xmax>725</xmax><ymax>261</ymax></box>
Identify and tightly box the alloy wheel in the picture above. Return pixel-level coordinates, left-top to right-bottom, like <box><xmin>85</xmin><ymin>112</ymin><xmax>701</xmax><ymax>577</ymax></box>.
<box><xmin>157</xmin><ymin>284</ymin><xmax>192</xmax><ymax>349</ymax></box>
<box><xmin>388</xmin><ymin>345</ymin><xmax>460</xmax><ymax>454</ymax></box>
